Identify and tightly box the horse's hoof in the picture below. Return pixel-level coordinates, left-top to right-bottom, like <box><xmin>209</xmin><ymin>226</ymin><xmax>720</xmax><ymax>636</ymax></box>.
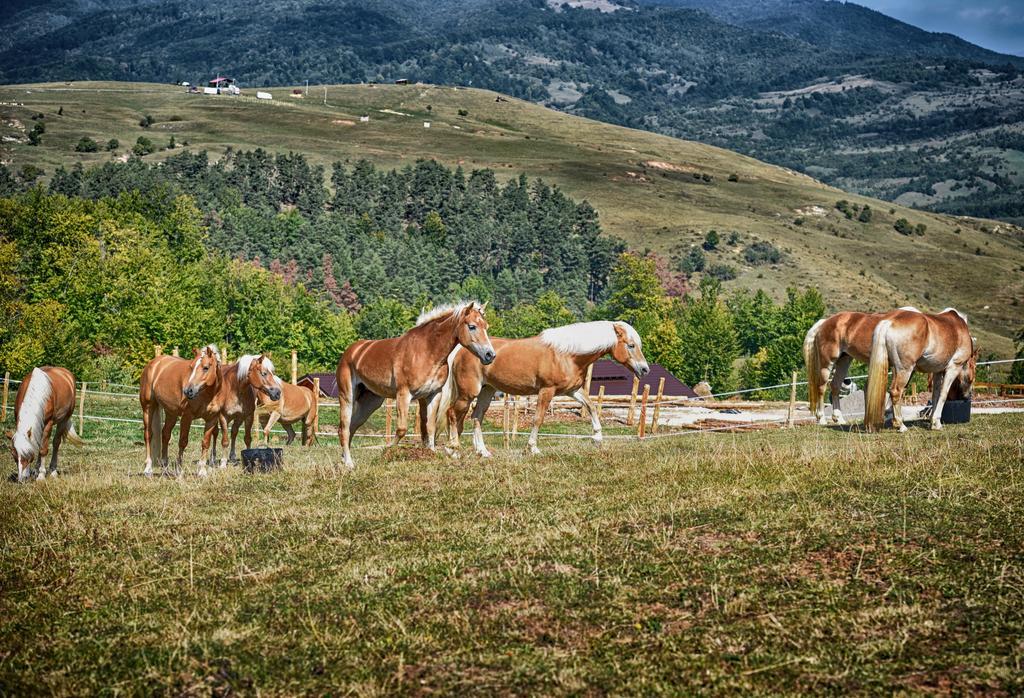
<box><xmin>931</xmin><ymin>422</ymin><xmax>943</xmax><ymax>431</ymax></box>
<box><xmin>897</xmin><ymin>424</ymin><xmax>908</xmax><ymax>433</ymax></box>
<box><xmin>528</xmin><ymin>446</ymin><xmax>541</xmax><ymax>456</ymax></box>
<box><xmin>49</xmin><ymin>470</ymin><xmax>58</xmax><ymax>478</ymax></box>
<box><xmin>219</xmin><ymin>459</ymin><xmax>227</xmax><ymax>469</ymax></box>
<box><xmin>477</xmin><ymin>450</ymin><xmax>492</xmax><ymax>459</ymax></box>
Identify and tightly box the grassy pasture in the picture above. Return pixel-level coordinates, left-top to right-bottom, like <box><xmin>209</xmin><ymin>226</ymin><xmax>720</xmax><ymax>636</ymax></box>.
<box><xmin>1</xmin><ymin>407</ymin><xmax>1022</xmax><ymax>694</ymax></box>
<box><xmin>1</xmin><ymin>82</ymin><xmax>1022</xmax><ymax>352</ymax></box>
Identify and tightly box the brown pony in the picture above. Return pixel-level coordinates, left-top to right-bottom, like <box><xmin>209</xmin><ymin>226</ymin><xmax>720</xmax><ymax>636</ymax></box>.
<box><xmin>9</xmin><ymin>366</ymin><xmax>82</xmax><ymax>482</ymax></box>
<box><xmin>257</xmin><ymin>380</ymin><xmax>318</xmax><ymax>446</ymax></box>
<box><xmin>218</xmin><ymin>354</ymin><xmax>282</xmax><ymax>465</ymax></box>
<box><xmin>865</xmin><ymin>308</ymin><xmax>977</xmax><ymax>432</ymax></box>
<box><xmin>434</xmin><ymin>320</ymin><xmax>649</xmax><ymax>457</ymax></box>
<box><xmin>335</xmin><ymin>301</ymin><xmax>495</xmax><ymax>468</ymax></box>
<box><xmin>138</xmin><ymin>345</ymin><xmax>223</xmax><ymax>476</ymax></box>
<box><xmin>803</xmin><ymin>307</ymin><xmax>920</xmax><ymax>425</ymax></box>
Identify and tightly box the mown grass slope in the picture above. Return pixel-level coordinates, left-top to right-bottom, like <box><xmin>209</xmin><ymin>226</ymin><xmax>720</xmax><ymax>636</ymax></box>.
<box><xmin>2</xmin><ymin>81</ymin><xmax>1022</xmax><ymax>353</ymax></box>
<box><xmin>1</xmin><ymin>413</ymin><xmax>1022</xmax><ymax>693</ymax></box>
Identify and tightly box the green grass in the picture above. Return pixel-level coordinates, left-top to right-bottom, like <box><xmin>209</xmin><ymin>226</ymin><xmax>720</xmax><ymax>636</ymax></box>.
<box><xmin>1</xmin><ymin>81</ymin><xmax>1022</xmax><ymax>354</ymax></box>
<box><xmin>2</xmin><ymin>410</ymin><xmax>1023</xmax><ymax>694</ymax></box>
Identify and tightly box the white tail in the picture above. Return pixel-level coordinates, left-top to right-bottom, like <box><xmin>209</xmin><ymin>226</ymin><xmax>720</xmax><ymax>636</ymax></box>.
<box><xmin>13</xmin><ymin>368</ymin><xmax>52</xmax><ymax>462</ymax></box>
<box><xmin>864</xmin><ymin>319</ymin><xmax>892</xmax><ymax>431</ymax></box>
<box><xmin>430</xmin><ymin>346</ymin><xmax>463</xmax><ymax>437</ymax></box>
<box><xmin>803</xmin><ymin>319</ymin><xmax>825</xmax><ymax>418</ymax></box>
<box><xmin>64</xmin><ymin>421</ymin><xmax>84</xmax><ymax>446</ymax></box>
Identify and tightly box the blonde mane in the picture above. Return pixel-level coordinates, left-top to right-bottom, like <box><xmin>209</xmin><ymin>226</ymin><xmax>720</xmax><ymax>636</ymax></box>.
<box><xmin>415</xmin><ymin>301</ymin><xmax>479</xmax><ymax>327</ymax></box>
<box><xmin>13</xmin><ymin>368</ymin><xmax>51</xmax><ymax>461</ymax></box>
<box><xmin>237</xmin><ymin>354</ymin><xmax>276</xmax><ymax>382</ymax></box>
<box><xmin>539</xmin><ymin>321</ymin><xmax>641</xmax><ymax>355</ymax></box>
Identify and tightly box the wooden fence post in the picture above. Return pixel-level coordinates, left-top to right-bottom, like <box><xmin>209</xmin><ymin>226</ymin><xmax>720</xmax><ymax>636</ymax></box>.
<box><xmin>222</xmin><ymin>347</ymin><xmax>229</xmax><ymax>365</ymax></box>
<box><xmin>312</xmin><ymin>377</ymin><xmax>320</xmax><ymax>440</ymax></box>
<box><xmin>172</xmin><ymin>346</ymin><xmax>179</xmax><ymax>357</ymax></box>
<box><xmin>638</xmin><ymin>385</ymin><xmax>650</xmax><ymax>439</ymax></box>
<box><xmin>291</xmin><ymin>350</ymin><xmax>298</xmax><ymax>385</ymax></box>
<box><xmin>154</xmin><ymin>344</ymin><xmax>162</xmax><ymax>357</ymax></box>
<box><xmin>512</xmin><ymin>397</ymin><xmax>520</xmax><ymax>438</ymax></box>
<box><xmin>651</xmin><ymin>377</ymin><xmax>665</xmax><ymax>434</ymax></box>
<box><xmin>78</xmin><ymin>382</ymin><xmax>87</xmax><ymax>437</ymax></box>
<box><xmin>626</xmin><ymin>376</ymin><xmax>639</xmax><ymax>426</ymax></box>
<box><xmin>584</xmin><ymin>363</ymin><xmax>594</xmax><ymax>397</ymax></box>
<box><xmin>503</xmin><ymin>395</ymin><xmax>511</xmax><ymax>449</ymax></box>
<box><xmin>786</xmin><ymin>370</ymin><xmax>798</xmax><ymax>428</ymax></box>
<box><xmin>1</xmin><ymin>371</ymin><xmax>9</xmax><ymax>422</ymax></box>
<box><xmin>385</xmin><ymin>399</ymin><xmax>393</xmax><ymax>446</ymax></box>
<box><xmin>596</xmin><ymin>385</ymin><xmax>605</xmax><ymax>421</ymax></box>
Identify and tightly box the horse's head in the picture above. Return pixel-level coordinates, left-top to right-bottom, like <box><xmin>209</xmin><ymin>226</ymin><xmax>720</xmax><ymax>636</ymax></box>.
<box><xmin>183</xmin><ymin>345</ymin><xmax>220</xmax><ymax>400</ymax></box>
<box><xmin>957</xmin><ymin>339</ymin><xmax>979</xmax><ymax>399</ymax></box>
<box><xmin>457</xmin><ymin>302</ymin><xmax>495</xmax><ymax>365</ymax></box>
<box><xmin>609</xmin><ymin>322</ymin><xmax>650</xmax><ymax>378</ymax></box>
<box><xmin>245</xmin><ymin>354</ymin><xmax>282</xmax><ymax>401</ymax></box>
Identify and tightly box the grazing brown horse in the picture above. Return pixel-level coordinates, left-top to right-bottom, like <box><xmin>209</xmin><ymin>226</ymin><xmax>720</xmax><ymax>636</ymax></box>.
<box><xmin>218</xmin><ymin>354</ymin><xmax>282</xmax><ymax>465</ymax></box>
<box><xmin>335</xmin><ymin>301</ymin><xmax>495</xmax><ymax>468</ymax></box>
<box><xmin>139</xmin><ymin>345</ymin><xmax>223</xmax><ymax>476</ymax></box>
<box><xmin>803</xmin><ymin>307</ymin><xmax>920</xmax><ymax>425</ymax></box>
<box><xmin>9</xmin><ymin>367</ymin><xmax>82</xmax><ymax>482</ymax></box>
<box><xmin>257</xmin><ymin>380</ymin><xmax>318</xmax><ymax>446</ymax></box>
<box><xmin>865</xmin><ymin>308</ymin><xmax>976</xmax><ymax>432</ymax></box>
<box><xmin>434</xmin><ymin>320</ymin><xmax>649</xmax><ymax>457</ymax></box>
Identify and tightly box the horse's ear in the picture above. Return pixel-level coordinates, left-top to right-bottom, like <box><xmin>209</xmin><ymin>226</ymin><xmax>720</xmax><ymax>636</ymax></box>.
<box><xmin>480</xmin><ymin>300</ymin><xmax>488</xmax><ymax>312</ymax></box>
<box><xmin>612</xmin><ymin>322</ymin><xmax>626</xmax><ymax>339</ymax></box>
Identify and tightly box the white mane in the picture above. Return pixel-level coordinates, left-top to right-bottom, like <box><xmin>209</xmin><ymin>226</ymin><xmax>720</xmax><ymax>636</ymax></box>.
<box><xmin>415</xmin><ymin>300</ymin><xmax>478</xmax><ymax>327</ymax></box>
<box><xmin>195</xmin><ymin>344</ymin><xmax>221</xmax><ymax>363</ymax></box>
<box><xmin>941</xmin><ymin>307</ymin><xmax>968</xmax><ymax>322</ymax></box>
<box><xmin>539</xmin><ymin>321</ymin><xmax>641</xmax><ymax>355</ymax></box>
<box><xmin>236</xmin><ymin>354</ymin><xmax>275</xmax><ymax>382</ymax></box>
<box><xmin>898</xmin><ymin>306</ymin><xmax>921</xmax><ymax>312</ymax></box>
<box><xmin>13</xmin><ymin>368</ymin><xmax>51</xmax><ymax>461</ymax></box>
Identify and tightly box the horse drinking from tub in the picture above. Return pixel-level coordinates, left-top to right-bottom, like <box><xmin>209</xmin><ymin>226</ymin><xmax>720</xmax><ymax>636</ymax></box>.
<box><xmin>434</xmin><ymin>320</ymin><xmax>649</xmax><ymax>458</ymax></box>
<box><xmin>9</xmin><ymin>367</ymin><xmax>82</xmax><ymax>482</ymax></box>
<box><xmin>257</xmin><ymin>380</ymin><xmax>318</xmax><ymax>446</ymax></box>
<box><xmin>139</xmin><ymin>345</ymin><xmax>224</xmax><ymax>476</ymax></box>
<box><xmin>335</xmin><ymin>301</ymin><xmax>495</xmax><ymax>468</ymax></box>
<box><xmin>864</xmin><ymin>308</ymin><xmax>976</xmax><ymax>432</ymax></box>
<box><xmin>219</xmin><ymin>354</ymin><xmax>282</xmax><ymax>465</ymax></box>
<box><xmin>803</xmin><ymin>307</ymin><xmax>920</xmax><ymax>425</ymax></box>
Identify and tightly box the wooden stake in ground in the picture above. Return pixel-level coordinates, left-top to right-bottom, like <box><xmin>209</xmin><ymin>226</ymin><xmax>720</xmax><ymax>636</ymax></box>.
<box><xmin>638</xmin><ymin>384</ymin><xmax>650</xmax><ymax>439</ymax></box>
<box><xmin>503</xmin><ymin>395</ymin><xmax>511</xmax><ymax>449</ymax></box>
<box><xmin>626</xmin><ymin>376</ymin><xmax>639</xmax><ymax>426</ymax></box>
<box><xmin>154</xmin><ymin>344</ymin><xmax>162</xmax><ymax>358</ymax></box>
<box><xmin>596</xmin><ymin>385</ymin><xmax>605</xmax><ymax>421</ymax></box>
<box><xmin>584</xmin><ymin>363</ymin><xmax>593</xmax><ymax>397</ymax></box>
<box><xmin>312</xmin><ymin>377</ymin><xmax>320</xmax><ymax>440</ymax></box>
<box><xmin>651</xmin><ymin>377</ymin><xmax>666</xmax><ymax>434</ymax></box>
<box><xmin>172</xmin><ymin>346</ymin><xmax>179</xmax><ymax>357</ymax></box>
<box><xmin>291</xmin><ymin>350</ymin><xmax>298</xmax><ymax>385</ymax></box>
<box><xmin>1</xmin><ymin>371</ymin><xmax>9</xmax><ymax>423</ymax></box>
<box><xmin>78</xmin><ymin>382</ymin><xmax>87</xmax><ymax>437</ymax></box>
<box><xmin>385</xmin><ymin>399</ymin><xmax>393</xmax><ymax>446</ymax></box>
<box><xmin>512</xmin><ymin>397</ymin><xmax>520</xmax><ymax>438</ymax></box>
<box><xmin>786</xmin><ymin>370</ymin><xmax>798</xmax><ymax>428</ymax></box>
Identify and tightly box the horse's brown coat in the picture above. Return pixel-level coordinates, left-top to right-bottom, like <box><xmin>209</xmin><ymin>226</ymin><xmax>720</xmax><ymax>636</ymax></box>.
<box><xmin>11</xmin><ymin>366</ymin><xmax>80</xmax><ymax>480</ymax></box>
<box><xmin>257</xmin><ymin>381</ymin><xmax>318</xmax><ymax>446</ymax></box>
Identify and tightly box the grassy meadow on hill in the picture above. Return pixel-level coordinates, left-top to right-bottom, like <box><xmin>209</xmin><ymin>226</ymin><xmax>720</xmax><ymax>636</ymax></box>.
<box><xmin>1</xmin><ymin>81</ymin><xmax>1023</xmax><ymax>354</ymax></box>
<box><xmin>1</xmin><ymin>410</ymin><xmax>1023</xmax><ymax>694</ymax></box>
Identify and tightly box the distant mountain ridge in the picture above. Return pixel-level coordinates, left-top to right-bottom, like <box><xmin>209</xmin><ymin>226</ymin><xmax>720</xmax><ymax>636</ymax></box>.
<box><xmin>2</xmin><ymin>0</ymin><xmax>1022</xmax><ymax>219</ymax></box>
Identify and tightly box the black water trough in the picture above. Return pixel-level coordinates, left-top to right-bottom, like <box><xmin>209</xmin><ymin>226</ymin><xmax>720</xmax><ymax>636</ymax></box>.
<box><xmin>939</xmin><ymin>399</ymin><xmax>971</xmax><ymax>424</ymax></box>
<box><xmin>241</xmin><ymin>447</ymin><xmax>283</xmax><ymax>474</ymax></box>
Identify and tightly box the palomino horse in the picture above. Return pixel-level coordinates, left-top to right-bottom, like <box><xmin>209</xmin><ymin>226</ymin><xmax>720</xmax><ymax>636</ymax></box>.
<box><xmin>865</xmin><ymin>308</ymin><xmax>976</xmax><ymax>432</ymax></box>
<box><xmin>434</xmin><ymin>320</ymin><xmax>650</xmax><ymax>457</ymax></box>
<box><xmin>335</xmin><ymin>301</ymin><xmax>495</xmax><ymax>468</ymax></box>
<box><xmin>803</xmin><ymin>307</ymin><xmax>920</xmax><ymax>425</ymax></box>
<box><xmin>9</xmin><ymin>366</ymin><xmax>82</xmax><ymax>482</ymax></box>
<box><xmin>218</xmin><ymin>354</ymin><xmax>282</xmax><ymax>465</ymax></box>
<box><xmin>257</xmin><ymin>380</ymin><xmax>318</xmax><ymax>446</ymax></box>
<box><xmin>139</xmin><ymin>345</ymin><xmax>224</xmax><ymax>476</ymax></box>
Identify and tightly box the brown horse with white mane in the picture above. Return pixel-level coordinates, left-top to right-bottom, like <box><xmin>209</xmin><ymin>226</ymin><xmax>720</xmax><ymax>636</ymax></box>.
<box><xmin>139</xmin><ymin>345</ymin><xmax>223</xmax><ymax>476</ymax></box>
<box><xmin>9</xmin><ymin>366</ymin><xmax>82</xmax><ymax>482</ymax></box>
<box><xmin>335</xmin><ymin>301</ymin><xmax>495</xmax><ymax>468</ymax></box>
<box><xmin>257</xmin><ymin>380</ymin><xmax>318</xmax><ymax>446</ymax></box>
<box><xmin>218</xmin><ymin>354</ymin><xmax>282</xmax><ymax>465</ymax></box>
<box><xmin>803</xmin><ymin>307</ymin><xmax>920</xmax><ymax>425</ymax></box>
<box><xmin>434</xmin><ymin>320</ymin><xmax>649</xmax><ymax>457</ymax></box>
<box><xmin>864</xmin><ymin>308</ymin><xmax>976</xmax><ymax>432</ymax></box>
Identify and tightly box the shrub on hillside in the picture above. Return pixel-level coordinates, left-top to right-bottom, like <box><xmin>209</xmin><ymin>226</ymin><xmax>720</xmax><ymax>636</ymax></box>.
<box><xmin>742</xmin><ymin>241</ymin><xmax>783</xmax><ymax>265</ymax></box>
<box><xmin>74</xmin><ymin>136</ymin><xmax>99</xmax><ymax>153</ymax></box>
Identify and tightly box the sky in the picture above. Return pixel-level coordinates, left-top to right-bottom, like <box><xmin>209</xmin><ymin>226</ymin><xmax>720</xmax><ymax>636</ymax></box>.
<box><xmin>854</xmin><ymin>0</ymin><xmax>1024</xmax><ymax>56</ymax></box>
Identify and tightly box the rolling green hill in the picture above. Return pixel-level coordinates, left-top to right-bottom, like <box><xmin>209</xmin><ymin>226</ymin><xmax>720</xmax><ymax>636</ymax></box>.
<box><xmin>2</xmin><ymin>81</ymin><xmax>1022</xmax><ymax>353</ymax></box>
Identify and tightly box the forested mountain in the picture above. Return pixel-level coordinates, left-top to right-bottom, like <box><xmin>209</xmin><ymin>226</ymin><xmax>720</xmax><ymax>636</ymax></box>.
<box><xmin>1</xmin><ymin>0</ymin><xmax>1022</xmax><ymax>220</ymax></box>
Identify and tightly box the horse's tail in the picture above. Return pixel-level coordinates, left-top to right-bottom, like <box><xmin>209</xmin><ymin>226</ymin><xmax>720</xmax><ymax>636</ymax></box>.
<box><xmin>432</xmin><ymin>346</ymin><xmax>462</xmax><ymax>435</ymax></box>
<box><xmin>864</xmin><ymin>319</ymin><xmax>892</xmax><ymax>431</ymax></box>
<box><xmin>63</xmin><ymin>420</ymin><xmax>84</xmax><ymax>446</ymax></box>
<box><xmin>13</xmin><ymin>368</ymin><xmax>52</xmax><ymax>463</ymax></box>
<box><xmin>149</xmin><ymin>403</ymin><xmax>163</xmax><ymax>465</ymax></box>
<box><xmin>803</xmin><ymin>319</ymin><xmax>825</xmax><ymax>418</ymax></box>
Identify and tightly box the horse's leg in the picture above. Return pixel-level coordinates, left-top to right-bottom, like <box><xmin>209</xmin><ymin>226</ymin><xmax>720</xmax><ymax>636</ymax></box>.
<box><xmin>228</xmin><ymin>417</ymin><xmax>242</xmax><ymax>466</ymax></box>
<box><xmin>337</xmin><ymin>368</ymin><xmax>355</xmax><ymax>468</ymax></box>
<box><xmin>471</xmin><ymin>386</ymin><xmax>497</xmax><ymax>458</ymax></box>
<box><xmin>929</xmin><ymin>369</ymin><xmax>959</xmax><ymax>431</ymax></box>
<box><xmin>218</xmin><ymin>414</ymin><xmax>229</xmax><ymax>469</ymax></box>
<box><xmin>350</xmin><ymin>392</ymin><xmax>384</xmax><ymax>438</ymax></box>
<box><xmin>888</xmin><ymin>366</ymin><xmax>914</xmax><ymax>433</ymax></box>
<box><xmin>830</xmin><ymin>354</ymin><xmax>853</xmax><ymax>424</ymax></box>
<box><xmin>284</xmin><ymin>421</ymin><xmax>297</xmax><ymax>445</ymax></box>
<box><xmin>36</xmin><ymin>421</ymin><xmax>54</xmax><ymax>480</ymax></box>
<box><xmin>264</xmin><ymin>410</ymin><xmax>281</xmax><ymax>444</ymax></box>
<box><xmin>527</xmin><ymin>388</ymin><xmax>556</xmax><ymax>456</ymax></box>
<box><xmin>393</xmin><ymin>388</ymin><xmax>412</xmax><ymax>445</ymax></box>
<box><xmin>570</xmin><ymin>388</ymin><xmax>602</xmax><ymax>446</ymax></box>
<box><xmin>418</xmin><ymin>396</ymin><xmax>435</xmax><ymax>449</ymax></box>
<box><xmin>142</xmin><ymin>401</ymin><xmax>152</xmax><ymax>472</ymax></box>
<box><xmin>197</xmin><ymin>419</ymin><xmax>217</xmax><ymax>477</ymax></box>
<box><xmin>175</xmin><ymin>413</ymin><xmax>190</xmax><ymax>474</ymax></box>
<box><xmin>46</xmin><ymin>419</ymin><xmax>66</xmax><ymax>478</ymax></box>
<box><xmin>445</xmin><ymin>389</ymin><xmax>474</xmax><ymax>457</ymax></box>
<box><xmin>243</xmin><ymin>412</ymin><xmax>253</xmax><ymax>453</ymax></box>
